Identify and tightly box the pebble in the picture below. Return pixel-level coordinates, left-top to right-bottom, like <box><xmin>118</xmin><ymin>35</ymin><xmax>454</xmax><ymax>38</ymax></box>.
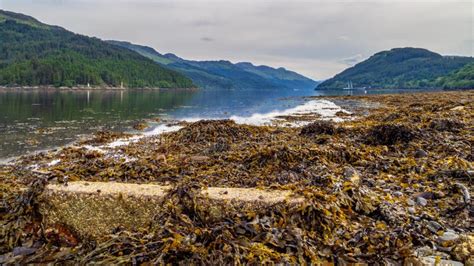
<box><xmin>393</xmin><ymin>191</ymin><xmax>403</xmax><ymax>197</ymax></box>
<box><xmin>416</xmin><ymin>197</ymin><xmax>427</xmax><ymax>206</ymax></box>
<box><xmin>12</xmin><ymin>247</ymin><xmax>37</xmax><ymax>256</ymax></box>
<box><xmin>407</xmin><ymin>198</ymin><xmax>415</xmax><ymax>206</ymax></box>
<box><xmin>450</xmin><ymin>106</ymin><xmax>465</xmax><ymax>111</ymax></box>
<box><xmin>419</xmin><ymin>257</ymin><xmax>463</xmax><ymax>266</ymax></box>
<box><xmin>414</xmin><ymin>149</ymin><xmax>428</xmax><ymax>158</ymax></box>
<box><xmin>408</xmin><ymin>207</ymin><xmax>416</xmax><ymax>214</ymax></box>
<box><xmin>438</xmin><ymin>230</ymin><xmax>459</xmax><ymax>243</ymax></box>
<box><xmin>343</xmin><ymin>166</ymin><xmax>360</xmax><ymax>183</ymax></box>
<box><xmin>427</xmin><ymin>221</ymin><xmax>442</xmax><ymax>233</ymax></box>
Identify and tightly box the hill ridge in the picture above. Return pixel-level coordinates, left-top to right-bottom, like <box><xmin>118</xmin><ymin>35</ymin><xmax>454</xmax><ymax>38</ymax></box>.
<box><xmin>0</xmin><ymin>10</ymin><xmax>194</xmax><ymax>88</ymax></box>
<box><xmin>317</xmin><ymin>47</ymin><xmax>473</xmax><ymax>90</ymax></box>
<box><xmin>108</xmin><ymin>40</ymin><xmax>318</xmax><ymax>90</ymax></box>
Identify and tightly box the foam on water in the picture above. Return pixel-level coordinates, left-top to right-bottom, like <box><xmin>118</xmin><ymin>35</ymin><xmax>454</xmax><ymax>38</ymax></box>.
<box><xmin>230</xmin><ymin>99</ymin><xmax>347</xmax><ymax>125</ymax></box>
<box><xmin>177</xmin><ymin>99</ymin><xmax>349</xmax><ymax>126</ymax></box>
<box><xmin>98</xmin><ymin>99</ymin><xmax>347</xmax><ymax>151</ymax></box>
<box><xmin>143</xmin><ymin>125</ymin><xmax>183</xmax><ymax>136</ymax></box>
<box><xmin>4</xmin><ymin>98</ymin><xmax>349</xmax><ymax>167</ymax></box>
<box><xmin>103</xmin><ymin>125</ymin><xmax>184</xmax><ymax>148</ymax></box>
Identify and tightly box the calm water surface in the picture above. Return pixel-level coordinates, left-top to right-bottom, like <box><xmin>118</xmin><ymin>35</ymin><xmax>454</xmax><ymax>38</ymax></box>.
<box><xmin>0</xmin><ymin>87</ymin><xmax>440</xmax><ymax>159</ymax></box>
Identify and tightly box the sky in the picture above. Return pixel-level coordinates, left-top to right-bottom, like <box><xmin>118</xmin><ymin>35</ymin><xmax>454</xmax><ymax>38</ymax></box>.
<box><xmin>1</xmin><ymin>0</ymin><xmax>472</xmax><ymax>80</ymax></box>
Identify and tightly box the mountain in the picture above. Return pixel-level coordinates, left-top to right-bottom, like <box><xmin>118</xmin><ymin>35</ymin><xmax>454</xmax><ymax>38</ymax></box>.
<box><xmin>436</xmin><ymin>63</ymin><xmax>474</xmax><ymax>89</ymax></box>
<box><xmin>108</xmin><ymin>41</ymin><xmax>318</xmax><ymax>90</ymax></box>
<box><xmin>0</xmin><ymin>10</ymin><xmax>194</xmax><ymax>88</ymax></box>
<box><xmin>317</xmin><ymin>47</ymin><xmax>474</xmax><ymax>90</ymax></box>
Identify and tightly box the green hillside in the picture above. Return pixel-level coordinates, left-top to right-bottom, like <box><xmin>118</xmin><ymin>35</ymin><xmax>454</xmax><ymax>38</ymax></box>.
<box><xmin>436</xmin><ymin>63</ymin><xmax>474</xmax><ymax>89</ymax></box>
<box><xmin>108</xmin><ymin>41</ymin><xmax>318</xmax><ymax>90</ymax></box>
<box><xmin>317</xmin><ymin>48</ymin><xmax>473</xmax><ymax>90</ymax></box>
<box><xmin>0</xmin><ymin>10</ymin><xmax>194</xmax><ymax>88</ymax></box>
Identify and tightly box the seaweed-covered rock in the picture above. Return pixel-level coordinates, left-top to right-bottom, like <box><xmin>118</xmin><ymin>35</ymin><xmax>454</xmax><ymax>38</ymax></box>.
<box><xmin>300</xmin><ymin>121</ymin><xmax>335</xmax><ymax>136</ymax></box>
<box><xmin>429</xmin><ymin>119</ymin><xmax>465</xmax><ymax>132</ymax></box>
<box><xmin>365</xmin><ymin>124</ymin><xmax>416</xmax><ymax>145</ymax></box>
<box><xmin>168</xmin><ymin>120</ymin><xmax>251</xmax><ymax>145</ymax></box>
<box><xmin>132</xmin><ymin>122</ymin><xmax>149</xmax><ymax>131</ymax></box>
<box><xmin>80</xmin><ymin>131</ymin><xmax>131</xmax><ymax>145</ymax></box>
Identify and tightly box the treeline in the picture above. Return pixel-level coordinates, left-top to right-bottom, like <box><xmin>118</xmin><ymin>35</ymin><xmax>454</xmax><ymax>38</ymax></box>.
<box><xmin>436</xmin><ymin>63</ymin><xmax>474</xmax><ymax>89</ymax></box>
<box><xmin>0</xmin><ymin>15</ymin><xmax>194</xmax><ymax>88</ymax></box>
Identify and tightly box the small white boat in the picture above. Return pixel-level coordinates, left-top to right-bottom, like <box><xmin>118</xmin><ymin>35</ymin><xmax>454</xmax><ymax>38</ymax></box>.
<box><xmin>343</xmin><ymin>81</ymin><xmax>354</xmax><ymax>90</ymax></box>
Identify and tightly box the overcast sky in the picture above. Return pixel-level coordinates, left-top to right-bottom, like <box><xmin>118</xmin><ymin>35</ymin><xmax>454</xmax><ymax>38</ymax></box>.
<box><xmin>1</xmin><ymin>0</ymin><xmax>472</xmax><ymax>80</ymax></box>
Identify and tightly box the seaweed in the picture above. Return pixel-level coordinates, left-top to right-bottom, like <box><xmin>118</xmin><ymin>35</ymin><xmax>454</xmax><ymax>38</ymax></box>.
<box><xmin>1</xmin><ymin>90</ymin><xmax>473</xmax><ymax>264</ymax></box>
<box><xmin>80</xmin><ymin>131</ymin><xmax>132</xmax><ymax>145</ymax></box>
<box><xmin>429</xmin><ymin>119</ymin><xmax>465</xmax><ymax>132</ymax></box>
<box><xmin>299</xmin><ymin>120</ymin><xmax>336</xmax><ymax>136</ymax></box>
<box><xmin>132</xmin><ymin>122</ymin><xmax>149</xmax><ymax>131</ymax></box>
<box><xmin>365</xmin><ymin>124</ymin><xmax>417</xmax><ymax>145</ymax></box>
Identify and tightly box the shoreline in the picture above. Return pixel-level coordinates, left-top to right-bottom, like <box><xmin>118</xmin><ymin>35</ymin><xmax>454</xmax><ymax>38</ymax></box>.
<box><xmin>1</xmin><ymin>90</ymin><xmax>473</xmax><ymax>264</ymax></box>
<box><xmin>0</xmin><ymin>85</ymin><xmax>199</xmax><ymax>91</ymax></box>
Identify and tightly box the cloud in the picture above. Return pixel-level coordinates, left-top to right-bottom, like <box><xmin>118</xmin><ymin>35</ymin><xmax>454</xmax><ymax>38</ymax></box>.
<box><xmin>339</xmin><ymin>54</ymin><xmax>364</xmax><ymax>66</ymax></box>
<box><xmin>337</xmin><ymin>35</ymin><xmax>350</xmax><ymax>41</ymax></box>
<box><xmin>191</xmin><ymin>19</ymin><xmax>217</xmax><ymax>27</ymax></box>
<box><xmin>200</xmin><ymin>37</ymin><xmax>214</xmax><ymax>42</ymax></box>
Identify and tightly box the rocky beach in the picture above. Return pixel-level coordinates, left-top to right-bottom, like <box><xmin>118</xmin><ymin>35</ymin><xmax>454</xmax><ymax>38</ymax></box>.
<box><xmin>1</xmin><ymin>90</ymin><xmax>473</xmax><ymax>264</ymax></box>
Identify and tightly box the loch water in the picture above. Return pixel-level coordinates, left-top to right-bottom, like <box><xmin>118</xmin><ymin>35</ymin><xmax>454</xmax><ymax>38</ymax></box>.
<box><xmin>0</xmin><ymin>87</ymin><xmax>440</xmax><ymax>159</ymax></box>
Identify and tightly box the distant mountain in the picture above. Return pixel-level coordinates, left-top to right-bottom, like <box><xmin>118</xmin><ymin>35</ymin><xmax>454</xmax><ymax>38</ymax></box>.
<box><xmin>317</xmin><ymin>47</ymin><xmax>474</xmax><ymax>90</ymax></box>
<box><xmin>108</xmin><ymin>41</ymin><xmax>318</xmax><ymax>90</ymax></box>
<box><xmin>0</xmin><ymin>10</ymin><xmax>194</xmax><ymax>88</ymax></box>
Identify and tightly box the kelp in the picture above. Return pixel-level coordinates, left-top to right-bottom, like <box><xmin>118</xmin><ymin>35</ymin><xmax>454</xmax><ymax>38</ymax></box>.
<box><xmin>132</xmin><ymin>122</ymin><xmax>149</xmax><ymax>131</ymax></box>
<box><xmin>365</xmin><ymin>124</ymin><xmax>417</xmax><ymax>145</ymax></box>
<box><xmin>79</xmin><ymin>130</ymin><xmax>132</xmax><ymax>146</ymax></box>
<box><xmin>299</xmin><ymin>120</ymin><xmax>336</xmax><ymax>136</ymax></box>
<box><xmin>0</xmin><ymin>90</ymin><xmax>473</xmax><ymax>264</ymax></box>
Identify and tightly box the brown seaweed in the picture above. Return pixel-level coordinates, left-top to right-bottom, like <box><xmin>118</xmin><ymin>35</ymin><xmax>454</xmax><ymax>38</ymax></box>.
<box><xmin>1</xmin><ymin>90</ymin><xmax>473</xmax><ymax>264</ymax></box>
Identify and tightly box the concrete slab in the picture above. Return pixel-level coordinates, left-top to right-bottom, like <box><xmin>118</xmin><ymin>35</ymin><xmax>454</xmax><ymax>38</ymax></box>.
<box><xmin>40</xmin><ymin>181</ymin><xmax>303</xmax><ymax>239</ymax></box>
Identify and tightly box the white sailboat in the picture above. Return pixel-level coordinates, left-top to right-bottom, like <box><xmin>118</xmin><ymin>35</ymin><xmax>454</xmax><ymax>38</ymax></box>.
<box><xmin>343</xmin><ymin>81</ymin><xmax>354</xmax><ymax>90</ymax></box>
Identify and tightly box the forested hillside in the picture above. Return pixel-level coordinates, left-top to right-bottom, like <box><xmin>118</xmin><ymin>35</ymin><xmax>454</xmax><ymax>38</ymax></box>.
<box><xmin>0</xmin><ymin>10</ymin><xmax>194</xmax><ymax>88</ymax></box>
<box><xmin>436</xmin><ymin>63</ymin><xmax>474</xmax><ymax>89</ymax></box>
<box><xmin>317</xmin><ymin>48</ymin><xmax>473</xmax><ymax>90</ymax></box>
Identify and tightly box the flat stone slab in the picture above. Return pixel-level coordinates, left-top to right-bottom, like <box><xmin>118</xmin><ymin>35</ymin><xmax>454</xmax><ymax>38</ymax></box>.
<box><xmin>40</xmin><ymin>181</ymin><xmax>303</xmax><ymax>239</ymax></box>
<box><xmin>46</xmin><ymin>181</ymin><xmax>171</xmax><ymax>197</ymax></box>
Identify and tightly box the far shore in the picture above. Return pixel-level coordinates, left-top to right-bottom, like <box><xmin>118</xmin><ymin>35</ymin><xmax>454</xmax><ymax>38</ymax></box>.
<box><xmin>0</xmin><ymin>85</ymin><xmax>199</xmax><ymax>91</ymax></box>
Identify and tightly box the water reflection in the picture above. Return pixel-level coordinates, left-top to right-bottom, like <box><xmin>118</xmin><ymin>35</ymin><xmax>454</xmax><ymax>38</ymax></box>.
<box><xmin>0</xmin><ymin>87</ymin><xmax>442</xmax><ymax>159</ymax></box>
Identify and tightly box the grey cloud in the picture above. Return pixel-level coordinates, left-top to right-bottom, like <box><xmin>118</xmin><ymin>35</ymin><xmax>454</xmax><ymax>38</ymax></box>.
<box><xmin>201</xmin><ymin>37</ymin><xmax>214</xmax><ymax>42</ymax></box>
<box><xmin>339</xmin><ymin>54</ymin><xmax>364</xmax><ymax>66</ymax></box>
<box><xmin>191</xmin><ymin>20</ymin><xmax>217</xmax><ymax>27</ymax></box>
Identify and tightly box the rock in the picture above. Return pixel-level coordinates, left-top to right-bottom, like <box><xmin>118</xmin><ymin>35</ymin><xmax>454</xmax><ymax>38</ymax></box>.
<box><xmin>426</xmin><ymin>221</ymin><xmax>442</xmax><ymax>233</ymax></box>
<box><xmin>414</xmin><ymin>149</ymin><xmax>428</xmax><ymax>158</ymax></box>
<box><xmin>419</xmin><ymin>257</ymin><xmax>463</xmax><ymax>266</ymax></box>
<box><xmin>343</xmin><ymin>166</ymin><xmax>360</xmax><ymax>184</ymax></box>
<box><xmin>414</xmin><ymin>192</ymin><xmax>435</xmax><ymax>200</ymax></box>
<box><xmin>454</xmin><ymin>183</ymin><xmax>470</xmax><ymax>203</ymax></box>
<box><xmin>437</xmin><ymin>230</ymin><xmax>459</xmax><ymax>244</ymax></box>
<box><xmin>407</xmin><ymin>207</ymin><xmax>416</xmax><ymax>214</ymax></box>
<box><xmin>450</xmin><ymin>106</ymin><xmax>465</xmax><ymax>111</ymax></box>
<box><xmin>416</xmin><ymin>197</ymin><xmax>427</xmax><ymax>206</ymax></box>
<box><xmin>415</xmin><ymin>246</ymin><xmax>450</xmax><ymax>258</ymax></box>
<box><xmin>12</xmin><ymin>247</ymin><xmax>37</xmax><ymax>256</ymax></box>
<box><xmin>393</xmin><ymin>191</ymin><xmax>403</xmax><ymax>197</ymax></box>
<box><xmin>407</xmin><ymin>198</ymin><xmax>415</xmax><ymax>206</ymax></box>
<box><xmin>429</xmin><ymin>119</ymin><xmax>464</xmax><ymax>132</ymax></box>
